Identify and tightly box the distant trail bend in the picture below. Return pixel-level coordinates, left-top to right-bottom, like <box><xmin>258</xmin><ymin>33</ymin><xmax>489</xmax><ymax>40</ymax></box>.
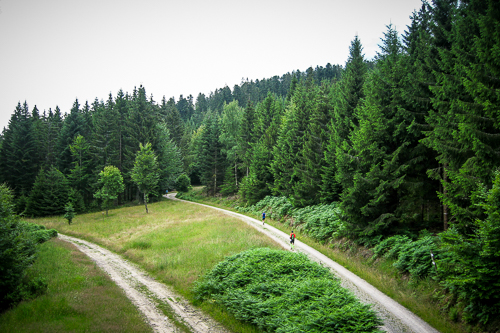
<box><xmin>167</xmin><ymin>193</ymin><xmax>440</xmax><ymax>333</ymax></box>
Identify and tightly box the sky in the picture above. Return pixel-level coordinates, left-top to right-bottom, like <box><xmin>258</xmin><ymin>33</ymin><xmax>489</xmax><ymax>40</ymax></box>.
<box><xmin>0</xmin><ymin>0</ymin><xmax>423</xmax><ymax>131</ymax></box>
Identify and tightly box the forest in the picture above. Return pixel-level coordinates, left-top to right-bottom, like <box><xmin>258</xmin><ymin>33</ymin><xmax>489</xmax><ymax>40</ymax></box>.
<box><xmin>0</xmin><ymin>0</ymin><xmax>499</xmax><ymax>327</ymax></box>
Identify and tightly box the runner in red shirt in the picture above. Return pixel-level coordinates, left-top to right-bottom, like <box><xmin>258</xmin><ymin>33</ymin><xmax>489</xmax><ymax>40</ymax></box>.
<box><xmin>290</xmin><ymin>231</ymin><xmax>296</xmax><ymax>250</ymax></box>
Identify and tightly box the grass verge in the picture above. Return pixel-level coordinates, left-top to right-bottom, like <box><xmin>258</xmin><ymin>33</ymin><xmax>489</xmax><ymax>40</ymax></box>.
<box><xmin>0</xmin><ymin>238</ymin><xmax>152</xmax><ymax>333</ymax></box>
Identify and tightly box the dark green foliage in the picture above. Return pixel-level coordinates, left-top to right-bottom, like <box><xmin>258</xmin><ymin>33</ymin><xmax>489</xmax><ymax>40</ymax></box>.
<box><xmin>25</xmin><ymin>166</ymin><xmax>70</xmax><ymax>217</ymax></box>
<box><xmin>175</xmin><ymin>174</ymin><xmax>190</xmax><ymax>192</ymax></box>
<box><xmin>271</xmin><ymin>80</ymin><xmax>316</xmax><ymax>198</ymax></box>
<box><xmin>194</xmin><ymin>248</ymin><xmax>382</xmax><ymax>333</ymax></box>
<box><xmin>438</xmin><ymin>171</ymin><xmax>500</xmax><ymax>324</ymax></box>
<box><xmin>372</xmin><ymin>233</ymin><xmax>441</xmax><ymax>280</ymax></box>
<box><xmin>56</xmin><ymin>99</ymin><xmax>87</xmax><ymax>175</ymax></box>
<box><xmin>0</xmin><ymin>102</ymin><xmax>39</xmax><ymax>200</ymax></box>
<box><xmin>238</xmin><ymin>196</ymin><xmax>346</xmax><ymax>243</ymax></box>
<box><xmin>198</xmin><ymin>112</ymin><xmax>225</xmax><ymax>195</ymax></box>
<box><xmin>0</xmin><ymin>184</ymin><xmax>56</xmax><ymax>310</ymax></box>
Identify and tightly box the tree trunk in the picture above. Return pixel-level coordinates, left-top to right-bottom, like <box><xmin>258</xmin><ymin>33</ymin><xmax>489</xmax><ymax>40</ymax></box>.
<box><xmin>144</xmin><ymin>193</ymin><xmax>149</xmax><ymax>213</ymax></box>
<box><xmin>443</xmin><ymin>163</ymin><xmax>448</xmax><ymax>231</ymax></box>
<box><xmin>235</xmin><ymin>162</ymin><xmax>238</xmax><ymax>187</ymax></box>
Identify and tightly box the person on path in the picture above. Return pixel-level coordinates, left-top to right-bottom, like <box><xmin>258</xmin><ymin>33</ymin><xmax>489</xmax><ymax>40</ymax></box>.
<box><xmin>290</xmin><ymin>230</ymin><xmax>296</xmax><ymax>250</ymax></box>
<box><xmin>262</xmin><ymin>212</ymin><xmax>266</xmax><ymax>225</ymax></box>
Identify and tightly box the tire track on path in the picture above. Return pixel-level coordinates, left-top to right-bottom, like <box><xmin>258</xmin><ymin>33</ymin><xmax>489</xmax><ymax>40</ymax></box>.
<box><xmin>58</xmin><ymin>233</ymin><xmax>230</xmax><ymax>333</ymax></box>
<box><xmin>168</xmin><ymin>193</ymin><xmax>440</xmax><ymax>333</ymax></box>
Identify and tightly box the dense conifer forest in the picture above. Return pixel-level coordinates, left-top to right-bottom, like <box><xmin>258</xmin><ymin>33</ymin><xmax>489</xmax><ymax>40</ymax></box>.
<box><xmin>1</xmin><ymin>0</ymin><xmax>499</xmax><ymax>327</ymax></box>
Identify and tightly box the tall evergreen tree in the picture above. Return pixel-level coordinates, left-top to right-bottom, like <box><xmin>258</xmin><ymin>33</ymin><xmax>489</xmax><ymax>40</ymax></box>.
<box><xmin>57</xmin><ymin>99</ymin><xmax>86</xmax><ymax>175</ymax></box>
<box><xmin>239</xmin><ymin>101</ymin><xmax>256</xmax><ymax>177</ymax></box>
<box><xmin>198</xmin><ymin>111</ymin><xmax>225</xmax><ymax>195</ymax></box>
<box><xmin>25</xmin><ymin>166</ymin><xmax>70</xmax><ymax>217</ymax></box>
<box><xmin>294</xmin><ymin>82</ymin><xmax>333</xmax><ymax>206</ymax></box>
<box><xmin>219</xmin><ymin>101</ymin><xmax>243</xmax><ymax>194</ymax></box>
<box><xmin>271</xmin><ymin>78</ymin><xmax>315</xmax><ymax>199</ymax></box>
<box><xmin>323</xmin><ymin>36</ymin><xmax>368</xmax><ymax>203</ymax></box>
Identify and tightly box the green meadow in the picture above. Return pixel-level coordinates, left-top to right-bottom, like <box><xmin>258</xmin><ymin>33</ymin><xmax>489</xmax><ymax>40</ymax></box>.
<box><xmin>7</xmin><ymin>197</ymin><xmax>283</xmax><ymax>332</ymax></box>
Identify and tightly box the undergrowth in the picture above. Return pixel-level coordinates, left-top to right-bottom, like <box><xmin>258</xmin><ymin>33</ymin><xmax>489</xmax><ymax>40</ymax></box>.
<box><xmin>194</xmin><ymin>248</ymin><xmax>383</xmax><ymax>333</ymax></box>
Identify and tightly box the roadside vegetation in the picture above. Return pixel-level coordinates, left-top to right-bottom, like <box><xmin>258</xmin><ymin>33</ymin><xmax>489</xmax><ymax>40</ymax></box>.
<box><xmin>194</xmin><ymin>248</ymin><xmax>382</xmax><ymax>333</ymax></box>
<box><xmin>0</xmin><ymin>238</ymin><xmax>151</xmax><ymax>333</ymax></box>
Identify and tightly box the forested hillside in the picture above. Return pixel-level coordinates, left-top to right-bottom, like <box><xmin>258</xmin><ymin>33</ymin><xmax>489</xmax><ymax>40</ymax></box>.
<box><xmin>0</xmin><ymin>0</ymin><xmax>499</xmax><ymax>327</ymax></box>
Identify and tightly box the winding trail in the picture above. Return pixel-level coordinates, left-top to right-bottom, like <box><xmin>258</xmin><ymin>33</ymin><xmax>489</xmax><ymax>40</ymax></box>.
<box><xmin>168</xmin><ymin>193</ymin><xmax>440</xmax><ymax>333</ymax></box>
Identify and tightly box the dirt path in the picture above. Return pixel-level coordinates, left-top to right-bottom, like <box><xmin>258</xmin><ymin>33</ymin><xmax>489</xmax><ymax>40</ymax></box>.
<box><xmin>58</xmin><ymin>233</ymin><xmax>230</xmax><ymax>333</ymax></box>
<box><xmin>168</xmin><ymin>193</ymin><xmax>440</xmax><ymax>333</ymax></box>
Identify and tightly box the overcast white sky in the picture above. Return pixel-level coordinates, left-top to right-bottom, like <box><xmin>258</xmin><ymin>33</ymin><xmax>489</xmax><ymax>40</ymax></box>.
<box><xmin>0</xmin><ymin>0</ymin><xmax>423</xmax><ymax>130</ymax></box>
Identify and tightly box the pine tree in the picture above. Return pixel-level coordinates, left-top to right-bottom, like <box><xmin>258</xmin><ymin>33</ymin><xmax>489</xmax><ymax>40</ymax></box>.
<box><xmin>337</xmin><ymin>25</ymin><xmax>422</xmax><ymax>240</ymax></box>
<box><xmin>323</xmin><ymin>36</ymin><xmax>368</xmax><ymax>203</ymax></box>
<box><xmin>25</xmin><ymin>166</ymin><xmax>70</xmax><ymax>217</ymax></box>
<box><xmin>68</xmin><ymin>134</ymin><xmax>92</xmax><ymax>208</ymax></box>
<box><xmin>219</xmin><ymin>100</ymin><xmax>243</xmax><ymax>193</ymax></box>
<box><xmin>156</xmin><ymin>123</ymin><xmax>184</xmax><ymax>192</ymax></box>
<box><xmin>293</xmin><ymin>82</ymin><xmax>333</xmax><ymax>206</ymax></box>
<box><xmin>239</xmin><ymin>94</ymin><xmax>284</xmax><ymax>205</ymax></box>
<box><xmin>271</xmin><ymin>78</ymin><xmax>315</xmax><ymax>199</ymax></box>
<box><xmin>57</xmin><ymin>99</ymin><xmax>86</xmax><ymax>175</ymax></box>
<box><xmin>239</xmin><ymin>101</ymin><xmax>256</xmax><ymax>177</ymax></box>
<box><xmin>198</xmin><ymin>111</ymin><xmax>225</xmax><ymax>195</ymax></box>
<box><xmin>4</xmin><ymin>102</ymin><xmax>39</xmax><ymax>200</ymax></box>
<box><xmin>160</xmin><ymin>96</ymin><xmax>184</xmax><ymax>148</ymax></box>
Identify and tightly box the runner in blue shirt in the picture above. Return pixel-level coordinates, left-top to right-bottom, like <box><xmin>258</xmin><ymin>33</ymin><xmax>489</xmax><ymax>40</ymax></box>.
<box><xmin>262</xmin><ymin>212</ymin><xmax>266</xmax><ymax>225</ymax></box>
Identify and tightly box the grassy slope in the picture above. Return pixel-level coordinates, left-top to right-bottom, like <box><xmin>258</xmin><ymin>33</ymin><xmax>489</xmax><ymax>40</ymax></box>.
<box><xmin>20</xmin><ymin>198</ymin><xmax>284</xmax><ymax>333</ymax></box>
<box><xmin>0</xmin><ymin>238</ymin><xmax>152</xmax><ymax>333</ymax></box>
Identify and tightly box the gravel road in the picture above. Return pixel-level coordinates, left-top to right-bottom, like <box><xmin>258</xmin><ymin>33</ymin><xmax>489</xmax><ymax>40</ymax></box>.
<box><xmin>168</xmin><ymin>193</ymin><xmax>441</xmax><ymax>333</ymax></box>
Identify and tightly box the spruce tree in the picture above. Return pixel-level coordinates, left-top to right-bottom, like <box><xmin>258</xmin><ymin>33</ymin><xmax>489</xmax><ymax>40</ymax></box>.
<box><xmin>25</xmin><ymin>166</ymin><xmax>70</xmax><ymax>217</ymax></box>
<box><xmin>271</xmin><ymin>77</ymin><xmax>315</xmax><ymax>199</ymax></box>
<box><xmin>57</xmin><ymin>99</ymin><xmax>86</xmax><ymax>175</ymax></box>
<box><xmin>293</xmin><ymin>82</ymin><xmax>333</xmax><ymax>206</ymax></box>
<box><xmin>323</xmin><ymin>36</ymin><xmax>367</xmax><ymax>203</ymax></box>
<box><xmin>219</xmin><ymin>101</ymin><xmax>243</xmax><ymax>194</ymax></box>
<box><xmin>198</xmin><ymin>111</ymin><xmax>225</xmax><ymax>195</ymax></box>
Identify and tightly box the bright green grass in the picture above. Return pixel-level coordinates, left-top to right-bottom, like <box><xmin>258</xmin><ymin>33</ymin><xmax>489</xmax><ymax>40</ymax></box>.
<box><xmin>0</xmin><ymin>238</ymin><xmax>152</xmax><ymax>333</ymax></box>
<box><xmin>27</xmin><ymin>198</ymin><xmax>283</xmax><ymax>333</ymax></box>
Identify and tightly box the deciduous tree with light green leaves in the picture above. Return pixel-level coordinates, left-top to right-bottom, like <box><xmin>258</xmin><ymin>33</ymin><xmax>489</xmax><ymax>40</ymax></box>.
<box><xmin>131</xmin><ymin>143</ymin><xmax>159</xmax><ymax>213</ymax></box>
<box><xmin>94</xmin><ymin>165</ymin><xmax>124</xmax><ymax>216</ymax></box>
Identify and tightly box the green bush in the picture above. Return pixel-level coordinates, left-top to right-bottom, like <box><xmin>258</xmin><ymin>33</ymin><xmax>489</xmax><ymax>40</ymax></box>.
<box><xmin>371</xmin><ymin>232</ymin><xmax>441</xmax><ymax>280</ymax></box>
<box><xmin>194</xmin><ymin>248</ymin><xmax>382</xmax><ymax>332</ymax></box>
<box><xmin>175</xmin><ymin>174</ymin><xmax>191</xmax><ymax>192</ymax></box>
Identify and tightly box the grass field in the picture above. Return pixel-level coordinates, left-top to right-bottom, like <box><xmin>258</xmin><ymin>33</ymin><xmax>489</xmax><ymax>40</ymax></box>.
<box><xmin>19</xmin><ymin>197</ymin><xmax>283</xmax><ymax>333</ymax></box>
<box><xmin>0</xmin><ymin>238</ymin><xmax>152</xmax><ymax>333</ymax></box>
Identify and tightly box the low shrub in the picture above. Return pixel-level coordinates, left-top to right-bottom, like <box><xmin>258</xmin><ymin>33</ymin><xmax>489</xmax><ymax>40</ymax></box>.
<box><xmin>194</xmin><ymin>248</ymin><xmax>382</xmax><ymax>333</ymax></box>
